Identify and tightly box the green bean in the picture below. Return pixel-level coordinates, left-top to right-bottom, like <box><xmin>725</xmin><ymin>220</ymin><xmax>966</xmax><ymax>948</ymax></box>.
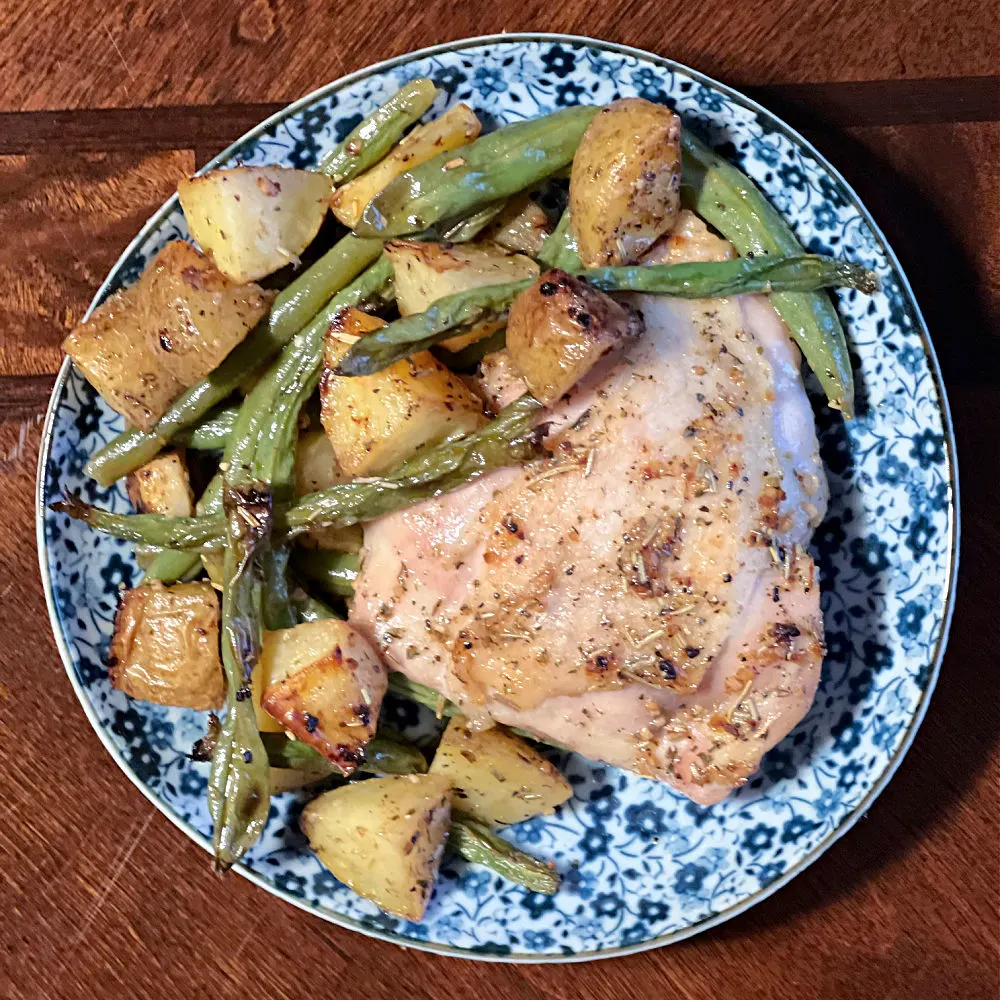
<box><xmin>291</xmin><ymin>550</ymin><xmax>360</xmax><ymax>598</ymax></box>
<box><xmin>439</xmin><ymin>201</ymin><xmax>507</xmax><ymax>242</ymax></box>
<box><xmin>317</xmin><ymin>79</ymin><xmax>438</xmax><ymax>183</ymax></box>
<box><xmin>173</xmin><ymin>406</ymin><xmax>238</xmax><ymax>450</ymax></box>
<box><xmin>536</xmin><ymin>208</ymin><xmax>581</xmax><ymax>270</ymax></box>
<box><xmin>207</xmin><ymin>479</ymin><xmax>272</xmax><ymax>871</ymax></box>
<box><xmin>449</xmin><ymin>815</ymin><xmax>560</xmax><ymax>894</ymax></box>
<box><xmin>55</xmin><ymin>396</ymin><xmax>544</xmax><ymax>547</ymax></box>
<box><xmin>259</xmin><ymin>731</ymin><xmax>428</xmax><ymax>777</ymax></box>
<box><xmin>290</xmin><ymin>587</ymin><xmax>340</xmax><ymax>623</ymax></box>
<box><xmin>337</xmin><ymin>254</ymin><xmax>878</xmax><ymax>376</ymax></box>
<box><xmin>268</xmin><ymin>234</ymin><xmax>385</xmax><ymax>344</ymax></box>
<box><xmin>681</xmin><ymin>133</ymin><xmax>856</xmax><ymax>416</ymax></box>
<box><xmin>388</xmin><ymin>671</ymin><xmax>458</xmax><ymax>717</ymax></box>
<box><xmin>355</xmin><ymin>107</ymin><xmax>599</xmax><ymax>239</ymax></box>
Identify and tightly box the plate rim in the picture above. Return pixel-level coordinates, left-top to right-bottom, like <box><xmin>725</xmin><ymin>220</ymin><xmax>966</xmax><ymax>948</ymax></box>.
<box><xmin>35</xmin><ymin>31</ymin><xmax>960</xmax><ymax>963</ymax></box>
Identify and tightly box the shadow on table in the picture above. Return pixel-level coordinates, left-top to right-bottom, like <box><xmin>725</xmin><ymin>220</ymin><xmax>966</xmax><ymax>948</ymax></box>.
<box><xmin>707</xmin><ymin>119</ymin><xmax>1000</xmax><ymax>932</ymax></box>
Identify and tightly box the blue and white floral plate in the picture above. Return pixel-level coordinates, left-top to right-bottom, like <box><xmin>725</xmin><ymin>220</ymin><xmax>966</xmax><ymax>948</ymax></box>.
<box><xmin>36</xmin><ymin>34</ymin><xmax>958</xmax><ymax>961</ymax></box>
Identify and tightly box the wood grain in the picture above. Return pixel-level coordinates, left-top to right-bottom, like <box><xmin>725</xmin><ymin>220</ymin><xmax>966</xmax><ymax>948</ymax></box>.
<box><xmin>0</xmin><ymin>7</ymin><xmax>997</xmax><ymax>999</ymax></box>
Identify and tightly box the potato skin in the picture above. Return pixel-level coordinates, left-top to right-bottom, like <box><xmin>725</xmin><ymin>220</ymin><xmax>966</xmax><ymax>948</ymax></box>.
<box><xmin>301</xmin><ymin>774</ymin><xmax>452</xmax><ymax>920</ymax></box>
<box><xmin>109</xmin><ymin>581</ymin><xmax>223</xmax><ymax>709</ymax></box>
<box><xmin>63</xmin><ymin>241</ymin><xmax>270</xmax><ymax>431</ymax></box>
<box><xmin>126</xmin><ymin>450</ymin><xmax>193</xmax><ymax>515</ymax></box>
<box><xmin>570</xmin><ymin>98</ymin><xmax>682</xmax><ymax>267</ymax></box>
<box><xmin>505</xmin><ymin>269</ymin><xmax>643</xmax><ymax>405</ymax></box>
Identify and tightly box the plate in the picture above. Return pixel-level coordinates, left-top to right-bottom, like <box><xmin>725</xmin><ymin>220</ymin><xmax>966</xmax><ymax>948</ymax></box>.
<box><xmin>36</xmin><ymin>34</ymin><xmax>958</xmax><ymax>961</ymax></box>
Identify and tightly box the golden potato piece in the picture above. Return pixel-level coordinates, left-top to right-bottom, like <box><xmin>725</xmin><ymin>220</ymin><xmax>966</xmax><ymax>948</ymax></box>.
<box><xmin>291</xmin><ymin>430</ymin><xmax>363</xmax><ymax>551</ymax></box>
<box><xmin>109</xmin><ymin>581</ymin><xmax>223</xmax><ymax>710</ymax></box>
<box><xmin>259</xmin><ymin>619</ymin><xmax>387</xmax><ymax>775</ymax></box>
<box><xmin>570</xmin><ymin>98</ymin><xmax>682</xmax><ymax>267</ymax></box>
<box><xmin>178</xmin><ymin>166</ymin><xmax>334</xmax><ymax>283</ymax></box>
<box><xmin>644</xmin><ymin>208</ymin><xmax>736</xmax><ymax>264</ymax></box>
<box><xmin>484</xmin><ymin>195</ymin><xmax>552</xmax><ymax>258</ymax></box>
<box><xmin>385</xmin><ymin>239</ymin><xmax>539</xmax><ymax>352</ymax></box>
<box><xmin>466</xmin><ymin>348</ymin><xmax>528</xmax><ymax>414</ymax></box>
<box><xmin>429</xmin><ymin>716</ymin><xmax>572</xmax><ymax>826</ymax></box>
<box><xmin>506</xmin><ymin>269</ymin><xmax>643</xmax><ymax>405</ymax></box>
<box><xmin>126</xmin><ymin>450</ymin><xmax>193</xmax><ymax>515</ymax></box>
<box><xmin>332</xmin><ymin>103</ymin><xmax>481</xmax><ymax>228</ymax></box>
<box><xmin>320</xmin><ymin>308</ymin><xmax>485</xmax><ymax>476</ymax></box>
<box><xmin>63</xmin><ymin>241</ymin><xmax>270</xmax><ymax>431</ymax></box>
<box><xmin>301</xmin><ymin>774</ymin><xmax>452</xmax><ymax>920</ymax></box>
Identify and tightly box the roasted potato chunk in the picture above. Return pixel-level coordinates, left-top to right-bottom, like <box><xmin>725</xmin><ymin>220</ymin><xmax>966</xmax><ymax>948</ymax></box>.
<box><xmin>320</xmin><ymin>308</ymin><xmax>485</xmax><ymax>476</ymax></box>
<box><xmin>292</xmin><ymin>430</ymin><xmax>363</xmax><ymax>551</ymax></box>
<box><xmin>643</xmin><ymin>208</ymin><xmax>736</xmax><ymax>264</ymax></box>
<box><xmin>126</xmin><ymin>450</ymin><xmax>194</xmax><ymax>515</ymax></box>
<box><xmin>466</xmin><ymin>349</ymin><xmax>528</xmax><ymax>413</ymax></box>
<box><xmin>506</xmin><ymin>269</ymin><xmax>643</xmax><ymax>405</ymax></box>
<box><xmin>430</xmin><ymin>716</ymin><xmax>572</xmax><ymax>826</ymax></box>
<box><xmin>332</xmin><ymin>103</ymin><xmax>481</xmax><ymax>228</ymax></box>
<box><xmin>385</xmin><ymin>239</ymin><xmax>539</xmax><ymax>352</ymax></box>
<box><xmin>570</xmin><ymin>98</ymin><xmax>682</xmax><ymax>267</ymax></box>
<box><xmin>63</xmin><ymin>241</ymin><xmax>270</xmax><ymax>431</ymax></box>
<box><xmin>259</xmin><ymin>619</ymin><xmax>387</xmax><ymax>775</ymax></box>
<box><xmin>302</xmin><ymin>774</ymin><xmax>452</xmax><ymax>920</ymax></box>
<box><xmin>109</xmin><ymin>581</ymin><xmax>223</xmax><ymax>709</ymax></box>
<box><xmin>178</xmin><ymin>166</ymin><xmax>334</xmax><ymax>283</ymax></box>
<box><xmin>483</xmin><ymin>195</ymin><xmax>552</xmax><ymax>257</ymax></box>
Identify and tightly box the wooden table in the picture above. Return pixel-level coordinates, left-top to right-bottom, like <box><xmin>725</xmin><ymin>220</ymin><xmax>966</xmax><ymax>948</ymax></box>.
<box><xmin>1</xmin><ymin>4</ymin><xmax>997</xmax><ymax>998</ymax></box>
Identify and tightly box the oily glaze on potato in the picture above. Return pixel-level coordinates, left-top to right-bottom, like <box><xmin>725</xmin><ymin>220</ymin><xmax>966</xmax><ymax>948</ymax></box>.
<box><xmin>320</xmin><ymin>308</ymin><xmax>486</xmax><ymax>476</ymax></box>
<box><xmin>63</xmin><ymin>241</ymin><xmax>270</xmax><ymax>431</ymax></box>
<box><xmin>126</xmin><ymin>450</ymin><xmax>194</xmax><ymax>515</ymax></box>
<box><xmin>385</xmin><ymin>239</ymin><xmax>539</xmax><ymax>352</ymax></box>
<box><xmin>505</xmin><ymin>269</ymin><xmax>644</xmax><ymax>405</ymax></box>
<box><xmin>429</xmin><ymin>716</ymin><xmax>573</xmax><ymax>826</ymax></box>
<box><xmin>570</xmin><ymin>98</ymin><xmax>682</xmax><ymax>267</ymax></box>
<box><xmin>259</xmin><ymin>619</ymin><xmax>388</xmax><ymax>774</ymax></box>
<box><xmin>109</xmin><ymin>581</ymin><xmax>223</xmax><ymax>709</ymax></box>
<box><xmin>301</xmin><ymin>774</ymin><xmax>452</xmax><ymax>920</ymax></box>
<box><xmin>332</xmin><ymin>103</ymin><xmax>481</xmax><ymax>229</ymax></box>
<box><xmin>178</xmin><ymin>166</ymin><xmax>334</xmax><ymax>283</ymax></box>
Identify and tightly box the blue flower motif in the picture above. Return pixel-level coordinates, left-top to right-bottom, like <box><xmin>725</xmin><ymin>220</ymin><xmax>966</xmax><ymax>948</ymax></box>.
<box><xmin>763</xmin><ymin>746</ymin><xmax>797</xmax><ymax>783</ymax></box>
<box><xmin>838</xmin><ymin>759</ymin><xmax>865</xmax><ymax>791</ymax></box>
<box><xmin>524</xmin><ymin>929</ymin><xmax>554</xmax><ymax>950</ymax></box>
<box><xmin>521</xmin><ymin>890</ymin><xmax>556</xmax><ymax>919</ymax></box>
<box><xmin>873</xmin><ymin>718</ymin><xmax>904</xmax><ymax>750</ymax></box>
<box><xmin>898</xmin><ymin>343</ymin><xmax>925</xmax><ymax>374</ymax></box>
<box><xmin>673</xmin><ymin>862</ymin><xmax>709</xmax><ymax>896</ymax></box>
<box><xmin>179</xmin><ymin>767</ymin><xmax>206</xmax><ymax>797</ymax></box>
<box><xmin>74</xmin><ymin>404</ymin><xmax>101</xmax><ymax>440</ymax></box>
<box><xmin>777</xmin><ymin>162</ymin><xmax>808</xmax><ymax>191</ymax></box>
<box><xmin>474</xmin><ymin>65</ymin><xmax>507</xmax><ymax>96</ymax></box>
<box><xmin>818</xmin><ymin>174</ymin><xmax>848</xmax><ymax>208</ymax></box>
<box><xmin>111</xmin><ymin>706</ymin><xmax>145</xmax><ymax>744</ymax></box>
<box><xmin>541</xmin><ymin>44</ymin><xmax>576</xmax><ymax>79</ymax></box>
<box><xmin>849</xmin><ymin>533</ymin><xmax>890</xmax><ymax>576</ymax></box>
<box><xmin>637</xmin><ymin>897</ymin><xmax>669</xmax><ymax>922</ymax></box>
<box><xmin>331</xmin><ymin>111</ymin><xmax>363</xmax><ymax>143</ymax></box>
<box><xmin>863</xmin><ymin>640</ymin><xmax>893</xmax><ymax>674</ymax></box>
<box><xmin>100</xmin><ymin>553</ymin><xmax>133</xmax><ymax>593</ymax></box>
<box><xmin>897</xmin><ymin>600</ymin><xmax>926</xmax><ymax>639</ymax></box>
<box><xmin>586</xmin><ymin>784</ymin><xmax>619</xmax><ymax>821</ymax></box>
<box><xmin>579</xmin><ymin>824</ymin><xmax>613</xmax><ymax>861</ymax></box>
<box><xmin>275</xmin><ymin>872</ymin><xmax>307</xmax><ymax>897</ymax></box>
<box><xmin>906</xmin><ymin>514</ymin><xmax>935</xmax><ymax>559</ymax></box>
<box><xmin>814</xmin><ymin>517</ymin><xmax>846</xmax><ymax>559</ymax></box>
<box><xmin>631</xmin><ymin>66</ymin><xmax>668</xmax><ymax>102</ymax></box>
<box><xmin>756</xmin><ymin>861</ymin><xmax>785</xmax><ymax>888</ymax></box>
<box><xmin>514</xmin><ymin>814</ymin><xmax>547</xmax><ymax>845</ymax></box>
<box><xmin>147</xmin><ymin>717</ymin><xmax>174</xmax><ymax>751</ymax></box>
<box><xmin>77</xmin><ymin>655</ymin><xmax>104</xmax><ymax>686</ymax></box>
<box><xmin>624</xmin><ymin>802</ymin><xmax>667</xmax><ymax>840</ymax></box>
<box><xmin>459</xmin><ymin>869</ymin><xmax>491</xmax><ymax>898</ymax></box>
<box><xmin>684</xmin><ymin>801</ymin><xmax>714</xmax><ymax>827</ymax></box>
<box><xmin>781</xmin><ymin>815</ymin><xmax>817</xmax><ymax>844</ymax></box>
<box><xmin>750</xmin><ymin>135</ymin><xmax>781</xmax><ymax>167</ymax></box>
<box><xmin>431</xmin><ymin>66</ymin><xmax>467</xmax><ymax>93</ymax></box>
<box><xmin>622</xmin><ymin>922</ymin><xmax>649</xmax><ymax>945</ymax></box>
<box><xmin>562</xmin><ymin>866</ymin><xmax>597</xmax><ymax>900</ymax></box>
<box><xmin>128</xmin><ymin>743</ymin><xmax>160</xmax><ymax>782</ymax></box>
<box><xmin>693</xmin><ymin>85</ymin><xmax>724</xmax><ymax>113</ymax></box>
<box><xmin>831</xmin><ymin>711</ymin><xmax>862</xmax><ymax>753</ymax></box>
<box><xmin>847</xmin><ymin>667</ymin><xmax>874</xmax><ymax>705</ymax></box>
<box><xmin>876</xmin><ymin>453</ymin><xmax>907</xmax><ymax>486</ymax></box>
<box><xmin>554</xmin><ymin>81</ymin><xmax>587</xmax><ymax>106</ymax></box>
<box><xmin>591</xmin><ymin>892</ymin><xmax>623</xmax><ymax>918</ymax></box>
<box><xmin>813</xmin><ymin>787</ymin><xmax>843</xmax><ymax>819</ymax></box>
<box><xmin>909</xmin><ymin>428</ymin><xmax>945</xmax><ymax>470</ymax></box>
<box><xmin>813</xmin><ymin>203</ymin><xmax>839</xmax><ymax>229</ymax></box>
<box><xmin>741</xmin><ymin>822</ymin><xmax>776</xmax><ymax>855</ymax></box>
<box><xmin>313</xmin><ymin>869</ymin><xmax>340</xmax><ymax>896</ymax></box>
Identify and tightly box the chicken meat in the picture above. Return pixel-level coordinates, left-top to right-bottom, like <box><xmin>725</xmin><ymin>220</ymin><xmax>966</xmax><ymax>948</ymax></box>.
<box><xmin>350</xmin><ymin>223</ymin><xmax>828</xmax><ymax>805</ymax></box>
